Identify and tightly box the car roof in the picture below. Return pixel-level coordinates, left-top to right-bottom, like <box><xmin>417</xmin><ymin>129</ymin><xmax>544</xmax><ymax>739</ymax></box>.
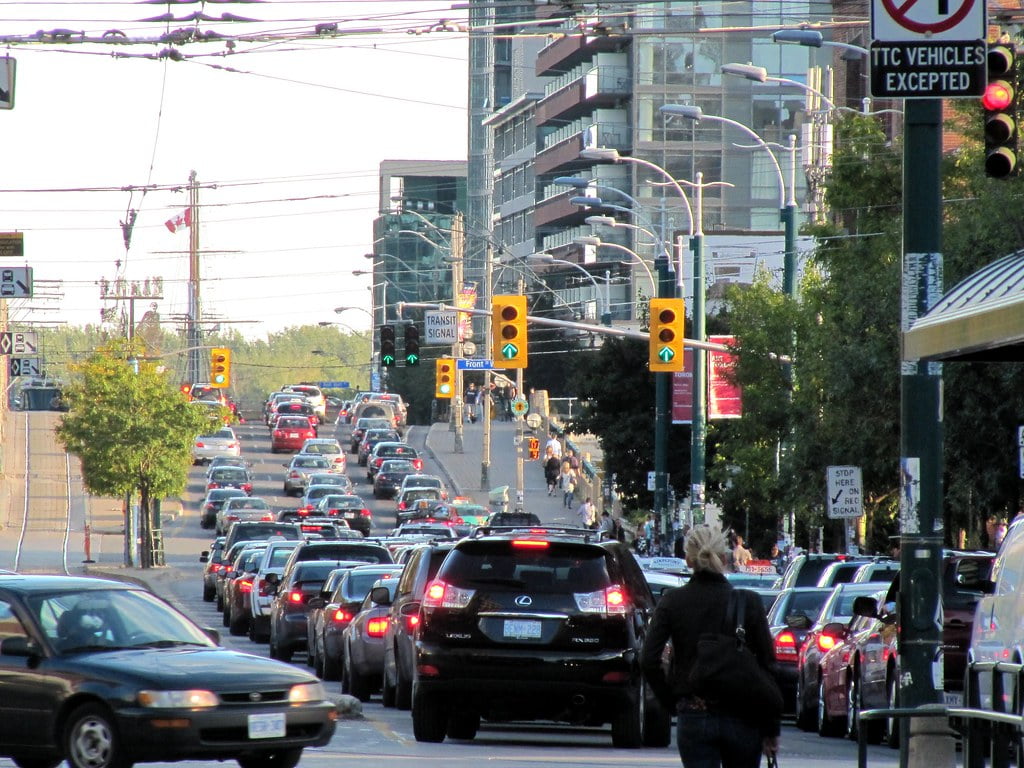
<box><xmin>0</xmin><ymin>574</ymin><xmax>139</xmax><ymax>594</ymax></box>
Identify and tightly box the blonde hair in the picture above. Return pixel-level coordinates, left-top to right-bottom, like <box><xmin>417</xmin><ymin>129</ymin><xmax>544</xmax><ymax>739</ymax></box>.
<box><xmin>684</xmin><ymin>524</ymin><xmax>730</xmax><ymax>574</ymax></box>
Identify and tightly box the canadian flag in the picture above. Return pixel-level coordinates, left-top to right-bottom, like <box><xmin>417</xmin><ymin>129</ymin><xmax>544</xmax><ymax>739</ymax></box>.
<box><xmin>165</xmin><ymin>207</ymin><xmax>192</xmax><ymax>233</ymax></box>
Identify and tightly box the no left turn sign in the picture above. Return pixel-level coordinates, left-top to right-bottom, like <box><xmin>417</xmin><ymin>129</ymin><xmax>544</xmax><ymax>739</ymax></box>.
<box><xmin>872</xmin><ymin>0</ymin><xmax>985</xmax><ymax>41</ymax></box>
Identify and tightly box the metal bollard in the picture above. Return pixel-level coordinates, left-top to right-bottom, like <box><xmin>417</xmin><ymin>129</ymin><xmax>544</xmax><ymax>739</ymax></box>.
<box><xmin>907</xmin><ymin>704</ymin><xmax>956</xmax><ymax>768</ymax></box>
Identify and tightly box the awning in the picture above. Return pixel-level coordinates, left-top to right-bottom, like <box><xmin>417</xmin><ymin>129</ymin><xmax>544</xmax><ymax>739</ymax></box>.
<box><xmin>903</xmin><ymin>250</ymin><xmax>1024</xmax><ymax>362</ymax></box>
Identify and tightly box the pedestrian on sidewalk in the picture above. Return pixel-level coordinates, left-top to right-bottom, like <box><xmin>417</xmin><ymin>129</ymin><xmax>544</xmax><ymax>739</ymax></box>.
<box><xmin>559</xmin><ymin>462</ymin><xmax>578</xmax><ymax>509</ymax></box>
<box><xmin>565</xmin><ymin>448</ymin><xmax>579</xmax><ymax>471</ymax></box>
<box><xmin>543</xmin><ymin>448</ymin><xmax>560</xmax><ymax>496</ymax></box>
<box><xmin>464</xmin><ymin>382</ymin><xmax>479</xmax><ymax>424</ymax></box>
<box><xmin>597</xmin><ymin>510</ymin><xmax>615</xmax><ymax>535</ymax></box>
<box><xmin>545</xmin><ymin>432</ymin><xmax>563</xmax><ymax>460</ymax></box>
<box><xmin>577</xmin><ymin>497</ymin><xmax>597</xmax><ymax>528</ymax></box>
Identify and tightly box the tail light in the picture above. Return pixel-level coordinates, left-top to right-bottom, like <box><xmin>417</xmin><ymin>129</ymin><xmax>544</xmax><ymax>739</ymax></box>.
<box><xmin>374</xmin><ymin>458</ymin><xmax>383</xmax><ymax>469</ymax></box>
<box><xmin>288</xmin><ymin>590</ymin><xmax>304</xmax><ymax>604</ymax></box>
<box><xmin>195</xmin><ymin>441</ymin><xmax>205</xmax><ymax>448</ymax></box>
<box><xmin>512</xmin><ymin>539</ymin><xmax>550</xmax><ymax>549</ymax></box>
<box><xmin>242</xmin><ymin>484</ymin><xmax>252</xmax><ymax>493</ymax></box>
<box><xmin>367</xmin><ymin>617</ymin><xmax>387</xmax><ymax>637</ymax></box>
<box><xmin>289</xmin><ymin>471</ymin><xmax>301</xmax><ymax>479</ymax></box>
<box><xmin>817</xmin><ymin>633</ymin><xmax>837</xmax><ymax>652</ymax></box>
<box><xmin>774</xmin><ymin>630</ymin><xmax>799</xmax><ymax>661</ymax></box>
<box><xmin>360</xmin><ymin>509</ymin><xmax>371</xmax><ymax>517</ymax></box>
<box><xmin>412</xmin><ymin>459</ymin><xmax>423</xmax><ymax>470</ymax></box>
<box><xmin>228</xmin><ymin>442</ymin><xmax>238</xmax><ymax>449</ymax></box>
<box><xmin>574</xmin><ymin>584</ymin><xmax>630</xmax><ymax>615</ymax></box>
<box><xmin>239</xmin><ymin>578</ymin><xmax>253</xmax><ymax>594</ymax></box>
<box><xmin>207</xmin><ymin>482</ymin><xmax>220</xmax><ymax>490</ymax></box>
<box><xmin>397</xmin><ymin>502</ymin><xmax>407</xmax><ymax>511</ymax></box>
<box><xmin>422</xmin><ymin>579</ymin><xmax>475</xmax><ymax>610</ymax></box>
<box><xmin>332</xmin><ymin>609</ymin><xmax>354</xmax><ymax>624</ymax></box>
<box><xmin>404</xmin><ymin>614</ymin><xmax>420</xmax><ymax>632</ymax></box>
<box><xmin>260</xmin><ymin>513</ymin><xmax>273</xmax><ymax>521</ymax></box>
<box><xmin>210</xmin><ymin>563</ymin><xmax>225</xmax><ymax>573</ymax></box>
<box><xmin>226</xmin><ymin>514</ymin><xmax>239</xmax><ymax>524</ymax></box>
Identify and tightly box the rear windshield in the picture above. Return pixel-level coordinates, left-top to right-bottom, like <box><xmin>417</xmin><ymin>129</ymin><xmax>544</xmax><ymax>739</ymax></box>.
<box><xmin>770</xmin><ymin>590</ymin><xmax>830</xmax><ymax>623</ymax></box>
<box><xmin>269</xmin><ymin>547</ymin><xmax>297</xmax><ymax>567</ymax></box>
<box><xmin>227</xmin><ymin>499</ymin><xmax>268</xmax><ymax>510</ymax></box>
<box><xmin>344</xmin><ymin>570</ymin><xmax>397</xmax><ymax>599</ymax></box>
<box><xmin>826</xmin><ymin>587</ymin><xmax>881</xmax><ymax>622</ymax></box>
<box><xmin>322</xmin><ymin>496</ymin><xmax>362</xmax><ymax>508</ymax></box>
<box><xmin>304</xmin><ymin>443</ymin><xmax>340</xmax><ymax>455</ymax></box>
<box><xmin>293</xmin><ymin>457</ymin><xmax>329</xmax><ymax>469</ymax></box>
<box><xmin>209</xmin><ymin>489</ymin><xmax>246</xmax><ymax>500</ymax></box>
<box><xmin>439</xmin><ymin>541</ymin><xmax>610</xmax><ymax>593</ymax></box>
<box><xmin>234</xmin><ymin>525</ymin><xmax>300</xmax><ymax>542</ymax></box>
<box><xmin>296</xmin><ymin>545</ymin><xmax>393</xmax><ymax>564</ymax></box>
<box><xmin>305</xmin><ymin>487</ymin><xmax>334</xmax><ymax>500</ymax></box>
<box><xmin>212</xmin><ymin>469</ymin><xmax>247</xmax><ymax>482</ymax></box>
<box><xmin>278</xmin><ymin>418</ymin><xmax>311</xmax><ymax>429</ymax></box>
<box><xmin>793</xmin><ymin>558</ymin><xmax>834</xmax><ymax>587</ymax></box>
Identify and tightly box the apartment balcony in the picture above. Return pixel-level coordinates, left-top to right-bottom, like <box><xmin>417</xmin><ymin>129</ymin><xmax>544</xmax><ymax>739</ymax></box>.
<box><xmin>536</xmin><ymin>65</ymin><xmax>632</xmax><ymax>125</ymax></box>
<box><xmin>536</xmin><ymin>30</ymin><xmax>625</xmax><ymax>76</ymax></box>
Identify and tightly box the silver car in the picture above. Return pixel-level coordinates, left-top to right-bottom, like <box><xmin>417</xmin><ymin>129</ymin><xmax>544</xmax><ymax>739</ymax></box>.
<box><xmin>283</xmin><ymin>455</ymin><xmax>332</xmax><ymax>496</ymax></box>
<box><xmin>216</xmin><ymin>497</ymin><xmax>275</xmax><ymax>536</ymax></box>
<box><xmin>191</xmin><ymin>427</ymin><xmax>240</xmax><ymax>464</ymax></box>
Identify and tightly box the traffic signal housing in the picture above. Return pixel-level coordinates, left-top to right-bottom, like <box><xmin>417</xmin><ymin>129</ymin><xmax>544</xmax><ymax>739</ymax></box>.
<box><xmin>984</xmin><ymin>42</ymin><xmax>1019</xmax><ymax>178</ymax></box>
<box><xmin>380</xmin><ymin>325</ymin><xmax>396</xmax><ymax>367</ymax></box>
<box><xmin>404</xmin><ymin>323</ymin><xmax>420</xmax><ymax>366</ymax></box>
<box><xmin>210</xmin><ymin>348</ymin><xmax>231</xmax><ymax>388</ymax></box>
<box><xmin>492</xmin><ymin>294</ymin><xmax>528</xmax><ymax>369</ymax></box>
<box><xmin>435</xmin><ymin>358</ymin><xmax>455</xmax><ymax>398</ymax></box>
<box><xmin>648</xmin><ymin>298</ymin><xmax>685</xmax><ymax>372</ymax></box>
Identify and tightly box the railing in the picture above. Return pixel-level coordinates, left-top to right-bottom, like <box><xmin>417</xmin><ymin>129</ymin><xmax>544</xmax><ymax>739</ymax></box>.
<box><xmin>856</xmin><ymin>661</ymin><xmax>1024</xmax><ymax>768</ymax></box>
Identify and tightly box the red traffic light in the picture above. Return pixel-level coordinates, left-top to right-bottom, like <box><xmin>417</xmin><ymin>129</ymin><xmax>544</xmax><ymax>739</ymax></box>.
<box><xmin>983</xmin><ymin>81</ymin><xmax>1014</xmax><ymax>111</ymax></box>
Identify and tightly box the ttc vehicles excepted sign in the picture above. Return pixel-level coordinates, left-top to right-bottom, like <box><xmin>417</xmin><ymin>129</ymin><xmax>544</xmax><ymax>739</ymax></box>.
<box><xmin>870</xmin><ymin>0</ymin><xmax>985</xmax><ymax>99</ymax></box>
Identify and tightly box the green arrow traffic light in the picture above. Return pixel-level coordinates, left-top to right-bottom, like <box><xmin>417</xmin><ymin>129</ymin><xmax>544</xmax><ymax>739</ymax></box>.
<box><xmin>658</xmin><ymin>346</ymin><xmax>675</xmax><ymax>363</ymax></box>
<box><xmin>501</xmin><ymin>342</ymin><xmax>519</xmax><ymax>360</ymax></box>
<box><xmin>405</xmin><ymin>353</ymin><xmax>419</xmax><ymax>366</ymax></box>
<box><xmin>382</xmin><ymin>354</ymin><xmax>396</xmax><ymax>366</ymax></box>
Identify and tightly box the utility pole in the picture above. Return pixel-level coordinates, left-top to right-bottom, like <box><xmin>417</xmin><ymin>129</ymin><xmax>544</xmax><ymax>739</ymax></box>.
<box><xmin>514</xmin><ymin>277</ymin><xmax>525</xmax><ymax>513</ymax></box>
<box><xmin>451</xmin><ymin>216</ymin><xmax>464</xmax><ymax>453</ymax></box>
<box><xmin>689</xmin><ymin>175</ymin><xmax>706</xmax><ymax>526</ymax></box>
<box><xmin>187</xmin><ymin>170</ymin><xmax>202</xmax><ymax>386</ymax></box>
<box><xmin>481</xmin><ymin>242</ymin><xmax>493</xmax><ymax>489</ymax></box>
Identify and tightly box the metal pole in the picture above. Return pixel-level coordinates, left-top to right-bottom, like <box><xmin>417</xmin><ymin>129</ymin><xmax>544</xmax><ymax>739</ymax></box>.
<box><xmin>899</xmin><ymin>97</ymin><xmax>945</xmax><ymax>745</ymax></box>
<box><xmin>603</xmin><ymin>269</ymin><xmax>612</xmax><ymax>326</ymax></box>
<box><xmin>514</xmin><ymin>279</ymin><xmax>525</xmax><ymax>512</ymax></box>
<box><xmin>453</xmin><ymin>237</ymin><xmax>464</xmax><ymax>453</ymax></box>
<box><xmin>654</xmin><ymin>263</ymin><xmax>674</xmax><ymax>537</ymax></box>
<box><xmin>481</xmin><ymin>244</ymin><xmax>493</xmax><ymax>489</ymax></box>
<box><xmin>689</xmin><ymin>174</ymin><xmax>706</xmax><ymax>525</ymax></box>
<box><xmin>783</xmin><ymin>133</ymin><xmax>798</xmax><ymax>299</ymax></box>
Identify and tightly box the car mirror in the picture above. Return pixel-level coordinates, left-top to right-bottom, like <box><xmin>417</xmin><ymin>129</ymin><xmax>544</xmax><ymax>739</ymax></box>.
<box><xmin>370</xmin><ymin>586</ymin><xmax>392</xmax><ymax>606</ymax></box>
<box><xmin>823</xmin><ymin>621</ymin><xmax>846</xmax><ymax>638</ymax></box>
<box><xmin>265</xmin><ymin>573</ymin><xmax>280</xmax><ymax>585</ymax></box>
<box><xmin>308</xmin><ymin>597</ymin><xmax>324</xmax><ymax>609</ymax></box>
<box><xmin>0</xmin><ymin>636</ymin><xmax>38</xmax><ymax>657</ymax></box>
<box><xmin>399</xmin><ymin>601</ymin><xmax>420</xmax><ymax>617</ymax></box>
<box><xmin>203</xmin><ymin>627</ymin><xmax>222</xmax><ymax>645</ymax></box>
<box><xmin>852</xmin><ymin>596</ymin><xmax>879</xmax><ymax>619</ymax></box>
<box><xmin>785</xmin><ymin>613</ymin><xmax>812</xmax><ymax>630</ymax></box>
<box><xmin>974</xmin><ymin>578</ymin><xmax>996</xmax><ymax>595</ymax></box>
<box><xmin>199</xmin><ymin>551</ymin><xmax>209</xmax><ymax>563</ymax></box>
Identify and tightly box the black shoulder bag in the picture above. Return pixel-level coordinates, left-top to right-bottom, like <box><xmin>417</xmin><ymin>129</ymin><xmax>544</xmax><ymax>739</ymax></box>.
<box><xmin>688</xmin><ymin>589</ymin><xmax>784</xmax><ymax>721</ymax></box>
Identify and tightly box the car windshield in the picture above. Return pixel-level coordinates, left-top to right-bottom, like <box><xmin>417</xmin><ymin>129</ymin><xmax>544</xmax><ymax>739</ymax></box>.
<box><xmin>769</xmin><ymin>590</ymin><xmax>830</xmax><ymax>624</ymax></box>
<box><xmin>28</xmin><ymin>588</ymin><xmax>215</xmax><ymax>654</ymax></box>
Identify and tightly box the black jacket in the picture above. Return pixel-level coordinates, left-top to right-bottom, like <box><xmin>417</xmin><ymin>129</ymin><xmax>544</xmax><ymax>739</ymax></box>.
<box><xmin>640</xmin><ymin>570</ymin><xmax>781</xmax><ymax>736</ymax></box>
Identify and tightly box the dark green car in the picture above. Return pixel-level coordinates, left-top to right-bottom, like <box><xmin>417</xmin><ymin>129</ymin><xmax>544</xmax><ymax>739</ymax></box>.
<box><xmin>0</xmin><ymin>574</ymin><xmax>336</xmax><ymax>768</ymax></box>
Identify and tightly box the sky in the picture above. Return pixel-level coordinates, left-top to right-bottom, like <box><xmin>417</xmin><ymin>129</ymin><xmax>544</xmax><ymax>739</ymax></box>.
<box><xmin>0</xmin><ymin>1</ymin><xmax>469</xmax><ymax>340</ymax></box>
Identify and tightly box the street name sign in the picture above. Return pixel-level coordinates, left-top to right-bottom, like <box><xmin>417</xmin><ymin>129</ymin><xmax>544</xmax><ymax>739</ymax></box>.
<box><xmin>0</xmin><ymin>331</ymin><xmax>37</xmax><ymax>355</ymax></box>
<box><xmin>457</xmin><ymin>359</ymin><xmax>496</xmax><ymax>370</ymax></box>
<box><xmin>0</xmin><ymin>267</ymin><xmax>32</xmax><ymax>297</ymax></box>
<box><xmin>9</xmin><ymin>357</ymin><xmax>39</xmax><ymax>377</ymax></box>
<box><xmin>870</xmin><ymin>0</ymin><xmax>985</xmax><ymax>99</ymax></box>
<box><xmin>826</xmin><ymin>465</ymin><xmax>864</xmax><ymax>519</ymax></box>
<box><xmin>424</xmin><ymin>310</ymin><xmax>459</xmax><ymax>345</ymax></box>
<box><xmin>317</xmin><ymin>381</ymin><xmax>350</xmax><ymax>389</ymax></box>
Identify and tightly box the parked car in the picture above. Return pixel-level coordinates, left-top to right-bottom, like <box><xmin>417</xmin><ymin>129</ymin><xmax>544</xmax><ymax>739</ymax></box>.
<box><xmin>343</xmin><ymin>576</ymin><xmax>401</xmax><ymax>701</ymax></box>
<box><xmin>0</xmin><ymin>575</ymin><xmax>336</xmax><ymax>768</ymax></box>
<box><xmin>199</xmin><ymin>488</ymin><xmax>247</xmax><ymax>530</ymax></box>
<box><xmin>410</xmin><ymin>528</ymin><xmax>672</xmax><ymax>746</ymax></box>
<box><xmin>191</xmin><ymin>426</ymin><xmax>241</xmax><ymax>464</ymax></box>
<box><xmin>282</xmin><ymin>454</ymin><xmax>332</xmax><ymax>496</ymax></box>
<box><xmin>271</xmin><ymin>416</ymin><xmax>318</xmax><ymax>453</ymax></box>
<box><xmin>299</xmin><ymin>438</ymin><xmax>346</xmax><ymax>473</ymax></box>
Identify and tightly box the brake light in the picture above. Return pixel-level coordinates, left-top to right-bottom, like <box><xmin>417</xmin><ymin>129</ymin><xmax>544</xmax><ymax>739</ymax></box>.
<box><xmin>288</xmin><ymin>590</ymin><xmax>304</xmax><ymax>604</ymax></box>
<box><xmin>332</xmin><ymin>609</ymin><xmax>354</xmax><ymax>624</ymax></box>
<box><xmin>210</xmin><ymin>563</ymin><xmax>225</xmax><ymax>573</ymax></box>
<box><xmin>226</xmin><ymin>514</ymin><xmax>239</xmax><ymax>523</ymax></box>
<box><xmin>367</xmin><ymin>617</ymin><xmax>387</xmax><ymax>637</ymax></box>
<box><xmin>242</xmin><ymin>484</ymin><xmax>252</xmax><ymax>493</ymax></box>
<box><xmin>413</xmin><ymin>459</ymin><xmax>423</xmax><ymax>470</ymax></box>
<box><xmin>274</xmin><ymin>430</ymin><xmax>284</xmax><ymax>438</ymax></box>
<box><xmin>818</xmin><ymin>634</ymin><xmax>837</xmax><ymax>652</ymax></box>
<box><xmin>260</xmin><ymin>513</ymin><xmax>273</xmax><ymax>521</ymax></box>
<box><xmin>512</xmin><ymin>540</ymin><xmax>549</xmax><ymax>549</ymax></box>
<box><xmin>422</xmin><ymin>579</ymin><xmax>475</xmax><ymax>610</ymax></box>
<box><xmin>360</xmin><ymin>509</ymin><xmax>371</xmax><ymax>517</ymax></box>
<box><xmin>374</xmin><ymin>458</ymin><xmax>383</xmax><ymax>468</ymax></box>
<box><xmin>239</xmin><ymin>578</ymin><xmax>253</xmax><ymax>594</ymax></box>
<box><xmin>207</xmin><ymin>482</ymin><xmax>220</xmax><ymax>490</ymax></box>
<box><xmin>289</xmin><ymin>471</ymin><xmax>301</xmax><ymax>479</ymax></box>
<box><xmin>575</xmin><ymin>584</ymin><xmax>630</xmax><ymax>615</ymax></box>
<box><xmin>397</xmin><ymin>502</ymin><xmax>406</xmax><ymax>510</ymax></box>
<box><xmin>228</xmin><ymin>442</ymin><xmax>238</xmax><ymax>449</ymax></box>
<box><xmin>404</xmin><ymin>614</ymin><xmax>420</xmax><ymax>632</ymax></box>
<box><xmin>775</xmin><ymin>630</ymin><xmax>799</xmax><ymax>661</ymax></box>
<box><xmin>195</xmin><ymin>441</ymin><xmax>205</xmax><ymax>448</ymax></box>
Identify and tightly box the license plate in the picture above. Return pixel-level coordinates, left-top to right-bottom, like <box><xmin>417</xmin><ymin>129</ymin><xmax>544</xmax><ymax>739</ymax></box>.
<box><xmin>289</xmin><ymin>433</ymin><xmax>299</xmax><ymax>438</ymax></box>
<box><xmin>343</xmin><ymin>512</ymin><xmax>356</xmax><ymax>518</ymax></box>
<box><xmin>943</xmin><ymin>691</ymin><xmax>963</xmax><ymax>707</ymax></box>
<box><xmin>248</xmin><ymin>712</ymin><xmax>286</xmax><ymax>739</ymax></box>
<box><xmin>503</xmin><ymin>619</ymin><xmax>542</xmax><ymax>639</ymax></box>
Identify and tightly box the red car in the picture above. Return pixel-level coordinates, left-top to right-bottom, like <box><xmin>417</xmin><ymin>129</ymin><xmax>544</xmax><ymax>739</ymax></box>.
<box><xmin>272</xmin><ymin>416</ymin><xmax>318</xmax><ymax>453</ymax></box>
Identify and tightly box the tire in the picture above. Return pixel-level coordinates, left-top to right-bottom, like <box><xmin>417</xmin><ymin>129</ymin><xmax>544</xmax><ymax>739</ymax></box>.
<box><xmin>323</xmin><ymin>649</ymin><xmax>341</xmax><ymax>682</ymax></box>
<box><xmin>853</xmin><ymin>669</ymin><xmax>883</xmax><ymax>744</ymax></box>
<box><xmin>818</xmin><ymin>676</ymin><xmax>842</xmax><ymax>737</ymax></box>
<box><xmin>347</xmin><ymin>658</ymin><xmax>374</xmax><ymax>702</ymax></box>
<box><xmin>395</xmin><ymin>664</ymin><xmax>413</xmax><ymax>711</ymax></box>
<box><xmin>202</xmin><ymin>582</ymin><xmax>215</xmax><ymax>602</ymax></box>
<box><xmin>221</xmin><ymin>604</ymin><xmax>230</xmax><ymax>628</ymax></box>
<box><xmin>883</xmin><ymin>672</ymin><xmax>899</xmax><ymax>748</ymax></box>
<box><xmin>642</xmin><ymin>693</ymin><xmax>673</xmax><ymax>748</ymax></box>
<box><xmin>844</xmin><ymin>673</ymin><xmax>858</xmax><ymax>741</ymax></box>
<box><xmin>64</xmin><ymin>703</ymin><xmax>132</xmax><ymax>768</ymax></box>
<box><xmin>412</xmin><ymin>690</ymin><xmax>448</xmax><ymax>743</ymax></box>
<box><xmin>236</xmin><ymin>748</ymin><xmax>302</xmax><ymax>768</ymax></box>
<box><xmin>446</xmin><ymin>710</ymin><xmax>480</xmax><ymax>740</ymax></box>
<box><xmin>229</xmin><ymin>608</ymin><xmax>248</xmax><ymax>637</ymax></box>
<box><xmin>382</xmin><ymin>666</ymin><xmax>396</xmax><ymax>708</ymax></box>
<box><xmin>795</xmin><ymin>671</ymin><xmax>815</xmax><ymax>731</ymax></box>
<box><xmin>611</xmin><ymin>687</ymin><xmax>644</xmax><ymax>748</ymax></box>
<box><xmin>13</xmin><ymin>758</ymin><xmax>61</xmax><ymax>768</ymax></box>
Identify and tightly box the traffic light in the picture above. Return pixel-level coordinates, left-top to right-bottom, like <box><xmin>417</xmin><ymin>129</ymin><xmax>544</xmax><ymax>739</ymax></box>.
<box><xmin>984</xmin><ymin>42</ymin><xmax>1019</xmax><ymax>178</ymax></box>
<box><xmin>380</xmin><ymin>325</ymin><xmax>396</xmax><ymax>367</ymax></box>
<box><xmin>435</xmin><ymin>358</ymin><xmax>455</xmax><ymax>398</ymax></box>
<box><xmin>648</xmin><ymin>298</ymin><xmax>685</xmax><ymax>372</ymax></box>
<box><xmin>210</xmin><ymin>348</ymin><xmax>231</xmax><ymax>388</ymax></box>
<box><xmin>492</xmin><ymin>294</ymin><xmax>528</xmax><ymax>369</ymax></box>
<box><xmin>404</xmin><ymin>323</ymin><xmax>420</xmax><ymax>366</ymax></box>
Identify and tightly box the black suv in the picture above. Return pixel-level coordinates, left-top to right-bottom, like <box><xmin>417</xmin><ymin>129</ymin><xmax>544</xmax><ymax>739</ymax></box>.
<box><xmin>411</xmin><ymin>527</ymin><xmax>671</xmax><ymax>747</ymax></box>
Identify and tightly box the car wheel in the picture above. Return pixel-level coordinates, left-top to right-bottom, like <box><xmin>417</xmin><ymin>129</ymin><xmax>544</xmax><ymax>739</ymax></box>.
<box><xmin>395</xmin><ymin>664</ymin><xmax>413</xmax><ymax>711</ymax></box>
<box><xmin>883</xmin><ymin>672</ymin><xmax>899</xmax><ymax>748</ymax></box>
<box><xmin>382</xmin><ymin>666</ymin><xmax>396</xmax><ymax>708</ymax></box>
<box><xmin>845</xmin><ymin>672</ymin><xmax>859</xmax><ymax>740</ymax></box>
<box><xmin>64</xmin><ymin>703</ymin><xmax>132</xmax><ymax>768</ymax></box>
<box><xmin>347</xmin><ymin>658</ymin><xmax>373</xmax><ymax>702</ymax></box>
<box><xmin>13</xmin><ymin>758</ymin><xmax>61</xmax><ymax>768</ymax></box>
<box><xmin>446</xmin><ymin>710</ymin><xmax>480</xmax><ymax>740</ymax></box>
<box><xmin>228</xmin><ymin>609</ymin><xmax>248</xmax><ymax>637</ymax></box>
<box><xmin>611</xmin><ymin>685</ymin><xmax>644</xmax><ymax>748</ymax></box>
<box><xmin>236</xmin><ymin>748</ymin><xmax>303</xmax><ymax>768</ymax></box>
<box><xmin>202</xmin><ymin>582</ymin><xmax>215</xmax><ymax>602</ymax></box>
<box><xmin>323</xmin><ymin>649</ymin><xmax>341</xmax><ymax>682</ymax></box>
<box><xmin>412</xmin><ymin>690</ymin><xmax>448</xmax><ymax>743</ymax></box>
<box><xmin>795</xmin><ymin>671</ymin><xmax>815</xmax><ymax>731</ymax></box>
<box><xmin>221</xmin><ymin>604</ymin><xmax>230</xmax><ymax>628</ymax></box>
<box><xmin>642</xmin><ymin>688</ymin><xmax>672</xmax><ymax>748</ymax></box>
<box><xmin>818</xmin><ymin>676</ymin><xmax>842</xmax><ymax>737</ymax></box>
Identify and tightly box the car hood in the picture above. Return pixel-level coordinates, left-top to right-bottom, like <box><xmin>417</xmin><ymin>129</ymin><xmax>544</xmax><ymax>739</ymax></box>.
<box><xmin>57</xmin><ymin>646</ymin><xmax>317</xmax><ymax>689</ymax></box>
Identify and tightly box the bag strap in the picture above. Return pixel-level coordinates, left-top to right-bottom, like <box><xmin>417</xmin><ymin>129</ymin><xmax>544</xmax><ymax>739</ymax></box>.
<box><xmin>732</xmin><ymin>589</ymin><xmax>748</xmax><ymax>648</ymax></box>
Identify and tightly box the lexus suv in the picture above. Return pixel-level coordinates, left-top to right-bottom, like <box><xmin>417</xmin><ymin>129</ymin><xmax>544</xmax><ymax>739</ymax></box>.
<box><xmin>410</xmin><ymin>527</ymin><xmax>671</xmax><ymax>747</ymax></box>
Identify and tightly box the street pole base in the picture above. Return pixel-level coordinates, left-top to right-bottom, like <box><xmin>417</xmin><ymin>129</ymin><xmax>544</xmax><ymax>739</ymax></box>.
<box><xmin>480</xmin><ymin>463</ymin><xmax>489</xmax><ymax>490</ymax></box>
<box><xmin>907</xmin><ymin>706</ymin><xmax>956</xmax><ymax>768</ymax></box>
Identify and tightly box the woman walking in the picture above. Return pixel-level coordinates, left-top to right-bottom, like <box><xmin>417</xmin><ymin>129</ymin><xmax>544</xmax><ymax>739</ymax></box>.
<box><xmin>640</xmin><ymin>525</ymin><xmax>780</xmax><ymax>768</ymax></box>
<box><xmin>543</xmin><ymin>449</ymin><xmax>560</xmax><ymax>496</ymax></box>
<box><xmin>558</xmin><ymin>462</ymin><xmax>578</xmax><ymax>509</ymax></box>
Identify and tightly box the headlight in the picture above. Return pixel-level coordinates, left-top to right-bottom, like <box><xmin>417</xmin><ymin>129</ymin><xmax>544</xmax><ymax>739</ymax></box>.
<box><xmin>288</xmin><ymin>682</ymin><xmax>326</xmax><ymax>703</ymax></box>
<box><xmin>138</xmin><ymin>690</ymin><xmax>219</xmax><ymax>709</ymax></box>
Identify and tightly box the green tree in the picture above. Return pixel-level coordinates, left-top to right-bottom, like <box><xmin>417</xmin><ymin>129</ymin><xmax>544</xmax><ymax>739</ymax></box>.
<box><xmin>55</xmin><ymin>340</ymin><xmax>210</xmax><ymax>567</ymax></box>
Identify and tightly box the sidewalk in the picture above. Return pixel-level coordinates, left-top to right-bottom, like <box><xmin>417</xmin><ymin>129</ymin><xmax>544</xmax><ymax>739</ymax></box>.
<box><xmin>424</xmin><ymin>419</ymin><xmax>584</xmax><ymax>527</ymax></box>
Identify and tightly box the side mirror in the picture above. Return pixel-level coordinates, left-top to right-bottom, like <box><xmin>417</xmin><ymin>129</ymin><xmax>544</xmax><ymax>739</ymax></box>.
<box><xmin>399</xmin><ymin>601</ymin><xmax>420</xmax><ymax>617</ymax></box>
<box><xmin>822</xmin><ymin>621</ymin><xmax>847</xmax><ymax>638</ymax></box>
<box><xmin>265</xmin><ymin>573</ymin><xmax>280</xmax><ymax>585</ymax></box>
<box><xmin>852</xmin><ymin>596</ymin><xmax>879</xmax><ymax>619</ymax></box>
<box><xmin>370</xmin><ymin>586</ymin><xmax>392</xmax><ymax>606</ymax></box>
<box><xmin>199</xmin><ymin>551</ymin><xmax>209</xmax><ymax>563</ymax></box>
<box><xmin>203</xmin><ymin>628</ymin><xmax>221</xmax><ymax>645</ymax></box>
<box><xmin>0</xmin><ymin>636</ymin><xmax>39</xmax><ymax>657</ymax></box>
<box><xmin>308</xmin><ymin>597</ymin><xmax>324</xmax><ymax>610</ymax></box>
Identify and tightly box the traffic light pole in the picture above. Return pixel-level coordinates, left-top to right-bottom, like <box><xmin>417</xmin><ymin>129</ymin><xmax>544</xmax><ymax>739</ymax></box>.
<box><xmin>653</xmin><ymin>260</ymin><xmax>675</xmax><ymax>539</ymax></box>
<box><xmin>689</xmin><ymin>176</ymin><xmax>706</xmax><ymax>525</ymax></box>
<box><xmin>899</xmin><ymin>98</ymin><xmax>945</xmax><ymax>758</ymax></box>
